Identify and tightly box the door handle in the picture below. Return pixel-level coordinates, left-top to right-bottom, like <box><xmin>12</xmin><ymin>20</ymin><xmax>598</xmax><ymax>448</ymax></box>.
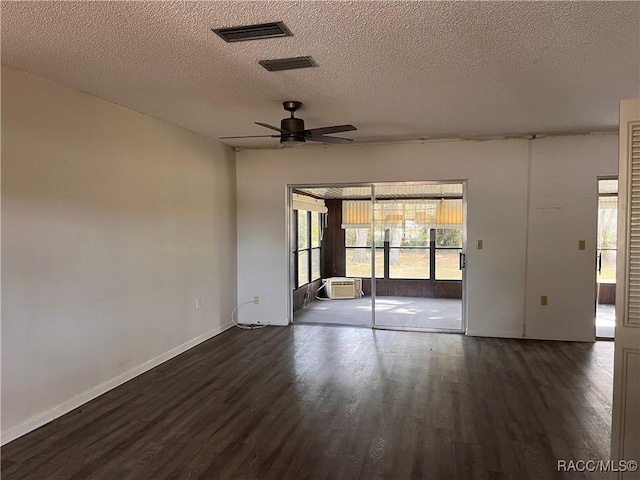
<box><xmin>459</xmin><ymin>252</ymin><xmax>466</xmax><ymax>270</ymax></box>
<box><xmin>597</xmin><ymin>251</ymin><xmax>602</xmax><ymax>273</ymax></box>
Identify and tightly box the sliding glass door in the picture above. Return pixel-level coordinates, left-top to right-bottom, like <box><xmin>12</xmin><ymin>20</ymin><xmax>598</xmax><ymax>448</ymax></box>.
<box><xmin>289</xmin><ymin>181</ymin><xmax>466</xmax><ymax>333</ymax></box>
<box><xmin>291</xmin><ymin>185</ymin><xmax>374</xmax><ymax>327</ymax></box>
<box><xmin>372</xmin><ymin>183</ymin><xmax>466</xmax><ymax>332</ymax></box>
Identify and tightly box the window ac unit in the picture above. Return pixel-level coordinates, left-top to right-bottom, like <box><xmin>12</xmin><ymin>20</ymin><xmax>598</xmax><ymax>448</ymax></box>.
<box><xmin>326</xmin><ymin>277</ymin><xmax>363</xmax><ymax>299</ymax></box>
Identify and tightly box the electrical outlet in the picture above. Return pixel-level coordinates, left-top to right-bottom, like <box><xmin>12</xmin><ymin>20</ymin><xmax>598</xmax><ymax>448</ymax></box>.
<box><xmin>578</xmin><ymin>240</ymin><xmax>586</xmax><ymax>250</ymax></box>
<box><xmin>253</xmin><ymin>296</ymin><xmax>260</xmax><ymax>305</ymax></box>
<box><xmin>540</xmin><ymin>295</ymin><xmax>548</xmax><ymax>306</ymax></box>
<box><xmin>195</xmin><ymin>298</ymin><xmax>201</xmax><ymax>310</ymax></box>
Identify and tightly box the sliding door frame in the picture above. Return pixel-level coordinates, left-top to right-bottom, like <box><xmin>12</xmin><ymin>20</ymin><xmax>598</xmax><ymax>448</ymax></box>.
<box><xmin>287</xmin><ymin>180</ymin><xmax>468</xmax><ymax>334</ymax></box>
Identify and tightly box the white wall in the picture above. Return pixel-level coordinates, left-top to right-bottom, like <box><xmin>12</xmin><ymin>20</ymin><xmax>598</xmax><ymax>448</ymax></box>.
<box><xmin>236</xmin><ymin>134</ymin><xmax>617</xmax><ymax>341</ymax></box>
<box><xmin>526</xmin><ymin>135</ymin><xmax>618</xmax><ymax>341</ymax></box>
<box><xmin>1</xmin><ymin>66</ymin><xmax>237</xmax><ymax>442</ymax></box>
<box><xmin>237</xmin><ymin>140</ymin><xmax>531</xmax><ymax>335</ymax></box>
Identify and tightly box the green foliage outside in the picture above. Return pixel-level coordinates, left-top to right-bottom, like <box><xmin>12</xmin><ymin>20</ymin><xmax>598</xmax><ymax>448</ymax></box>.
<box><xmin>346</xmin><ymin>249</ymin><xmax>462</xmax><ymax>280</ymax></box>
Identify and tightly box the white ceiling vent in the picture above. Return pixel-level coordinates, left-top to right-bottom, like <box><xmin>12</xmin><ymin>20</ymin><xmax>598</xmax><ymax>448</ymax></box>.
<box><xmin>259</xmin><ymin>56</ymin><xmax>318</xmax><ymax>72</ymax></box>
<box><xmin>212</xmin><ymin>21</ymin><xmax>292</xmax><ymax>43</ymax></box>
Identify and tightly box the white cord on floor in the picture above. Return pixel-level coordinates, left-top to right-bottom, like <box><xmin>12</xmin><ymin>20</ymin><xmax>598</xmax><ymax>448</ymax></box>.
<box><xmin>314</xmin><ymin>280</ymin><xmax>331</xmax><ymax>301</ymax></box>
<box><xmin>231</xmin><ymin>301</ymin><xmax>270</xmax><ymax>330</ymax></box>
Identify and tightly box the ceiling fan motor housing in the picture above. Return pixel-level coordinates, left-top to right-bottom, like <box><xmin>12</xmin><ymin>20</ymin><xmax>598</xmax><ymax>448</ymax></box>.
<box><xmin>280</xmin><ymin>116</ymin><xmax>306</xmax><ymax>144</ymax></box>
<box><xmin>281</xmin><ymin>117</ymin><xmax>304</xmax><ymax>133</ymax></box>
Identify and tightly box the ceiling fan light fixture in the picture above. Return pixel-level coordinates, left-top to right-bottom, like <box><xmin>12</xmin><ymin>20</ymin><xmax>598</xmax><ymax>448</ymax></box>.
<box><xmin>280</xmin><ymin>135</ymin><xmax>306</xmax><ymax>146</ymax></box>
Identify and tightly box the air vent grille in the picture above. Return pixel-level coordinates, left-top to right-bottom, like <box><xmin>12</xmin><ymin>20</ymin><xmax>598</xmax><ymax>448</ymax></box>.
<box><xmin>212</xmin><ymin>22</ymin><xmax>292</xmax><ymax>42</ymax></box>
<box><xmin>259</xmin><ymin>56</ymin><xmax>318</xmax><ymax>72</ymax></box>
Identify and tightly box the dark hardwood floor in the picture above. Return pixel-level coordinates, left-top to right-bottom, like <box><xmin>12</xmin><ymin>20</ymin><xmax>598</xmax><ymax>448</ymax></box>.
<box><xmin>2</xmin><ymin>325</ymin><xmax>615</xmax><ymax>480</ymax></box>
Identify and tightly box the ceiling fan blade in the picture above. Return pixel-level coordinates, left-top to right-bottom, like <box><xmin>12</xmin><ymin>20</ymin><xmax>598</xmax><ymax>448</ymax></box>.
<box><xmin>307</xmin><ymin>135</ymin><xmax>353</xmax><ymax>145</ymax></box>
<box><xmin>218</xmin><ymin>135</ymin><xmax>280</xmax><ymax>139</ymax></box>
<box><xmin>304</xmin><ymin>124</ymin><xmax>357</xmax><ymax>136</ymax></box>
<box><xmin>255</xmin><ymin>122</ymin><xmax>293</xmax><ymax>134</ymax></box>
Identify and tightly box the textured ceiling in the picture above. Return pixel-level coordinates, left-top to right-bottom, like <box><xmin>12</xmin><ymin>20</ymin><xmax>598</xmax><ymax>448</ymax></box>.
<box><xmin>2</xmin><ymin>1</ymin><xmax>639</xmax><ymax>148</ymax></box>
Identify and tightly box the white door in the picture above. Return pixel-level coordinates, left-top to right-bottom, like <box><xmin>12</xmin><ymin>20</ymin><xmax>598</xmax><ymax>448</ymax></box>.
<box><xmin>611</xmin><ymin>98</ymin><xmax>640</xmax><ymax>477</ymax></box>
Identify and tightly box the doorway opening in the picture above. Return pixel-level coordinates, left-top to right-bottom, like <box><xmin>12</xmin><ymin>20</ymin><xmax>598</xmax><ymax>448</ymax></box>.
<box><xmin>596</xmin><ymin>177</ymin><xmax>617</xmax><ymax>340</ymax></box>
<box><xmin>289</xmin><ymin>181</ymin><xmax>466</xmax><ymax>333</ymax></box>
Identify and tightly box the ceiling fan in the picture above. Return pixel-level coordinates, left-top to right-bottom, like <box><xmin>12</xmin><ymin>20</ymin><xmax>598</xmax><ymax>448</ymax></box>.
<box><xmin>219</xmin><ymin>101</ymin><xmax>357</xmax><ymax>145</ymax></box>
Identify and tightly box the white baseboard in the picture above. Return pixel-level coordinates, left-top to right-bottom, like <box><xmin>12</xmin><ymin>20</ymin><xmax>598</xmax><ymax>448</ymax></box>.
<box><xmin>465</xmin><ymin>329</ymin><xmax>524</xmax><ymax>339</ymax></box>
<box><xmin>1</xmin><ymin>321</ymin><xmax>233</xmax><ymax>446</ymax></box>
<box><xmin>466</xmin><ymin>328</ymin><xmax>595</xmax><ymax>342</ymax></box>
<box><xmin>522</xmin><ymin>330</ymin><xmax>595</xmax><ymax>342</ymax></box>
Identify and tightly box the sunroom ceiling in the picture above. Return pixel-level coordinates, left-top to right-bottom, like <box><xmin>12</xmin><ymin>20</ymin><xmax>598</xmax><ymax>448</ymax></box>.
<box><xmin>295</xmin><ymin>183</ymin><xmax>463</xmax><ymax>200</ymax></box>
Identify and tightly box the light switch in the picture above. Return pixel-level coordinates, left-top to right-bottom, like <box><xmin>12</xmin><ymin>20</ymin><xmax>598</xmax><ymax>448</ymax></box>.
<box><xmin>477</xmin><ymin>240</ymin><xmax>483</xmax><ymax>250</ymax></box>
<box><xmin>578</xmin><ymin>240</ymin><xmax>586</xmax><ymax>250</ymax></box>
<box><xmin>541</xmin><ymin>296</ymin><xmax>548</xmax><ymax>306</ymax></box>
